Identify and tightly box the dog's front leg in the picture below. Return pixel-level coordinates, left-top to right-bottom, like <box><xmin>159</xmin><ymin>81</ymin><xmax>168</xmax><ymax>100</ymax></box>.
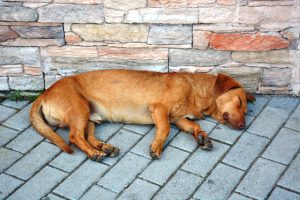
<box><xmin>149</xmin><ymin>104</ymin><xmax>170</xmax><ymax>159</ymax></box>
<box><xmin>175</xmin><ymin>118</ymin><xmax>213</xmax><ymax>150</ymax></box>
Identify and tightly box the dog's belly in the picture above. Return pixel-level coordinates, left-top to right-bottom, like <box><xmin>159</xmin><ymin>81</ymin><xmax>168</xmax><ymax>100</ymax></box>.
<box><xmin>89</xmin><ymin>100</ymin><xmax>153</xmax><ymax>124</ymax></box>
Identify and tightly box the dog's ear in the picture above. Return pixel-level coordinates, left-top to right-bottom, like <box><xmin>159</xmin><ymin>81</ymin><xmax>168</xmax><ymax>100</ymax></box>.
<box><xmin>246</xmin><ymin>92</ymin><xmax>256</xmax><ymax>102</ymax></box>
<box><xmin>212</xmin><ymin>73</ymin><xmax>241</xmax><ymax>97</ymax></box>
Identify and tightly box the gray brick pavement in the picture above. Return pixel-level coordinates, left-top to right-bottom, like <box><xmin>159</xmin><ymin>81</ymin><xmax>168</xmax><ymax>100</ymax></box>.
<box><xmin>0</xmin><ymin>105</ymin><xmax>16</xmax><ymax>122</ymax></box>
<box><xmin>0</xmin><ymin>95</ymin><xmax>299</xmax><ymax>200</ymax></box>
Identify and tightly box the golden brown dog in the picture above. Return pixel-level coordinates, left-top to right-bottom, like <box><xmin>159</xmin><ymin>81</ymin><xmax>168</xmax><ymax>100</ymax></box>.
<box><xmin>30</xmin><ymin>70</ymin><xmax>255</xmax><ymax>161</ymax></box>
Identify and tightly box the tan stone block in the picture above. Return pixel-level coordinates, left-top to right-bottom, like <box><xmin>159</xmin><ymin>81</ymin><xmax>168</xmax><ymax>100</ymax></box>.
<box><xmin>169</xmin><ymin>66</ymin><xmax>214</xmax><ymax>73</ymax></box>
<box><xmin>193</xmin><ymin>24</ymin><xmax>254</xmax><ymax>33</ymax></box>
<box><xmin>148</xmin><ymin>0</ymin><xmax>215</xmax><ymax>8</ymax></box>
<box><xmin>199</xmin><ymin>7</ymin><xmax>236</xmax><ymax>23</ymax></box>
<box><xmin>0</xmin><ymin>38</ymin><xmax>64</xmax><ymax>47</ymax></box>
<box><xmin>108</xmin><ymin>43</ymin><xmax>191</xmax><ymax>49</ymax></box>
<box><xmin>232</xmin><ymin>50</ymin><xmax>292</xmax><ymax>64</ymax></box>
<box><xmin>65</xmin><ymin>32</ymin><xmax>82</xmax><ymax>44</ymax></box>
<box><xmin>248</xmin><ymin>0</ymin><xmax>293</xmax><ymax>6</ymax></box>
<box><xmin>0</xmin><ymin>65</ymin><xmax>23</xmax><ymax>76</ymax></box>
<box><xmin>217</xmin><ymin>0</ymin><xmax>236</xmax><ymax>5</ymax></box>
<box><xmin>72</xmin><ymin>24</ymin><xmax>149</xmax><ymax>43</ymax></box>
<box><xmin>210</xmin><ymin>32</ymin><xmax>289</xmax><ymax>51</ymax></box>
<box><xmin>24</xmin><ymin>66</ymin><xmax>43</xmax><ymax>76</ymax></box>
<box><xmin>193</xmin><ymin>30</ymin><xmax>212</xmax><ymax>49</ymax></box>
<box><xmin>125</xmin><ymin>8</ymin><xmax>198</xmax><ymax>24</ymax></box>
<box><xmin>23</xmin><ymin>3</ymin><xmax>49</xmax><ymax>8</ymax></box>
<box><xmin>97</xmin><ymin>47</ymin><xmax>168</xmax><ymax>60</ymax></box>
<box><xmin>53</xmin><ymin>0</ymin><xmax>102</xmax><ymax>3</ymax></box>
<box><xmin>42</xmin><ymin>46</ymin><xmax>98</xmax><ymax>58</ymax></box>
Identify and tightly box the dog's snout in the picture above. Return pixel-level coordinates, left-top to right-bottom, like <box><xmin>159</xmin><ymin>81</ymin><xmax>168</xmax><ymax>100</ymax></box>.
<box><xmin>239</xmin><ymin>122</ymin><xmax>245</xmax><ymax>130</ymax></box>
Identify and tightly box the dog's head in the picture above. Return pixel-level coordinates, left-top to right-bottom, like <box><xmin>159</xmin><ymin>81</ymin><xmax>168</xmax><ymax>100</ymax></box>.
<box><xmin>212</xmin><ymin>73</ymin><xmax>255</xmax><ymax>130</ymax></box>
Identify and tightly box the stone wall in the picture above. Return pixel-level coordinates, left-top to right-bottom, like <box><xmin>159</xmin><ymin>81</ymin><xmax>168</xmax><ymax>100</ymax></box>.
<box><xmin>0</xmin><ymin>0</ymin><xmax>299</xmax><ymax>95</ymax></box>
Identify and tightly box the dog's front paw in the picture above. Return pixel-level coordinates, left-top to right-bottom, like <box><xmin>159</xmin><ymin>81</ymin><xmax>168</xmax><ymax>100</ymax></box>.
<box><xmin>198</xmin><ymin>135</ymin><xmax>213</xmax><ymax>151</ymax></box>
<box><xmin>88</xmin><ymin>151</ymin><xmax>107</xmax><ymax>162</ymax></box>
<box><xmin>149</xmin><ymin>143</ymin><xmax>162</xmax><ymax>160</ymax></box>
<box><xmin>101</xmin><ymin>143</ymin><xmax>120</xmax><ymax>158</ymax></box>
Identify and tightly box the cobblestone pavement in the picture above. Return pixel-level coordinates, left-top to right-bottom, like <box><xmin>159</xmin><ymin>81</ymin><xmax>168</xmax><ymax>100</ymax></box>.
<box><xmin>0</xmin><ymin>95</ymin><xmax>299</xmax><ymax>200</ymax></box>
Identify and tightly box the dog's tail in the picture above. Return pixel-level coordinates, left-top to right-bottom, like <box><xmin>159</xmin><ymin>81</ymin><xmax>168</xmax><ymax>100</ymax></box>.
<box><xmin>30</xmin><ymin>95</ymin><xmax>73</xmax><ymax>153</ymax></box>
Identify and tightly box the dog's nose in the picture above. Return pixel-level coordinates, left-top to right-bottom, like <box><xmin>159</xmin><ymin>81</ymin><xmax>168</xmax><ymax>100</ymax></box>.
<box><xmin>239</xmin><ymin>122</ymin><xmax>245</xmax><ymax>130</ymax></box>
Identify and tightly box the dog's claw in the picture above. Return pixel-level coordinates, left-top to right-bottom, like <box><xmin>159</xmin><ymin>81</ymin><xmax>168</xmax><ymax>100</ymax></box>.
<box><xmin>108</xmin><ymin>147</ymin><xmax>120</xmax><ymax>158</ymax></box>
<box><xmin>149</xmin><ymin>146</ymin><xmax>160</xmax><ymax>160</ymax></box>
<box><xmin>199</xmin><ymin>136</ymin><xmax>213</xmax><ymax>151</ymax></box>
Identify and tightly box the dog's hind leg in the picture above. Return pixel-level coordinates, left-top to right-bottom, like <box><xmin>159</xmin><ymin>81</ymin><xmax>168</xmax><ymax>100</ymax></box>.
<box><xmin>85</xmin><ymin>121</ymin><xmax>120</xmax><ymax>157</ymax></box>
<box><xmin>174</xmin><ymin>118</ymin><xmax>213</xmax><ymax>150</ymax></box>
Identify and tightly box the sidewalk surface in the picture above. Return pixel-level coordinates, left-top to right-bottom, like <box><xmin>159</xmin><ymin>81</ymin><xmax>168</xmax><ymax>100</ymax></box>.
<box><xmin>0</xmin><ymin>95</ymin><xmax>299</xmax><ymax>200</ymax></box>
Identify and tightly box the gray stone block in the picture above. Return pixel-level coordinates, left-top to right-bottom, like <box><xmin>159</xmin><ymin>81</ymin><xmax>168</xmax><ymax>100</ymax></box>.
<box><xmin>123</xmin><ymin>124</ymin><xmax>153</xmax><ymax>135</ymax></box>
<box><xmin>170</xmin><ymin>49</ymin><xmax>230</xmax><ymax>67</ymax></box>
<box><xmin>98</xmin><ymin>152</ymin><xmax>150</xmax><ymax>193</ymax></box>
<box><xmin>102</xmin><ymin>129</ymin><xmax>142</xmax><ymax>166</ymax></box>
<box><xmin>247</xmin><ymin>106</ymin><xmax>289</xmax><ymax>138</ymax></box>
<box><xmin>0</xmin><ymin>47</ymin><xmax>40</xmax><ymax>66</ymax></box>
<box><xmin>229</xmin><ymin>193</ymin><xmax>252</xmax><ymax>200</ymax></box>
<box><xmin>0</xmin><ymin>6</ymin><xmax>38</xmax><ymax>22</ymax></box>
<box><xmin>0</xmin><ymin>173</ymin><xmax>23</xmax><ymax>199</ymax></box>
<box><xmin>54</xmin><ymin>160</ymin><xmax>108</xmax><ymax>200</ymax></box>
<box><xmin>170</xmin><ymin>131</ymin><xmax>198</xmax><ymax>152</ymax></box>
<box><xmin>9</xmin><ymin>166</ymin><xmax>67</xmax><ymax>200</ymax></box>
<box><xmin>236</xmin><ymin>158</ymin><xmax>286</xmax><ymax>200</ymax></box>
<box><xmin>0</xmin><ymin>147</ymin><xmax>22</xmax><ymax>173</ymax></box>
<box><xmin>9</xmin><ymin>75</ymin><xmax>44</xmax><ymax>90</ymax></box>
<box><xmin>223</xmin><ymin>132</ymin><xmax>269</xmax><ymax>170</ymax></box>
<box><xmin>0</xmin><ymin>77</ymin><xmax>9</xmax><ymax>90</ymax></box>
<box><xmin>278</xmin><ymin>154</ymin><xmax>300</xmax><ymax>193</ymax></box>
<box><xmin>196</xmin><ymin>119</ymin><xmax>218</xmax><ymax>133</ymax></box>
<box><xmin>11</xmin><ymin>25</ymin><xmax>64</xmax><ymax>39</ymax></box>
<box><xmin>118</xmin><ymin>178</ymin><xmax>159</xmax><ymax>200</ymax></box>
<box><xmin>262</xmin><ymin>128</ymin><xmax>300</xmax><ymax>165</ymax></box>
<box><xmin>6</xmin><ymin>127</ymin><xmax>43</xmax><ymax>153</ymax></box>
<box><xmin>81</xmin><ymin>185</ymin><xmax>117</xmax><ymax>200</ymax></box>
<box><xmin>3</xmin><ymin>103</ymin><xmax>32</xmax><ymax>131</ymax></box>
<box><xmin>285</xmin><ymin>104</ymin><xmax>300</xmax><ymax>131</ymax></box>
<box><xmin>268</xmin><ymin>187</ymin><xmax>300</xmax><ymax>200</ymax></box>
<box><xmin>0</xmin><ymin>105</ymin><xmax>16</xmax><ymax>122</ymax></box>
<box><xmin>210</xmin><ymin>115</ymin><xmax>254</xmax><ymax>145</ymax></box>
<box><xmin>94</xmin><ymin>122</ymin><xmax>123</xmax><ymax>142</ymax></box>
<box><xmin>181</xmin><ymin>141</ymin><xmax>229</xmax><ymax>177</ymax></box>
<box><xmin>153</xmin><ymin>170</ymin><xmax>203</xmax><ymax>200</ymax></box>
<box><xmin>38</xmin><ymin>4</ymin><xmax>104</xmax><ymax>23</ymax></box>
<box><xmin>47</xmin><ymin>193</ymin><xmax>65</xmax><ymax>200</ymax></box>
<box><xmin>193</xmin><ymin>163</ymin><xmax>244</xmax><ymax>200</ymax></box>
<box><xmin>131</xmin><ymin>127</ymin><xmax>179</xmax><ymax>159</ymax></box>
<box><xmin>148</xmin><ymin>25</ymin><xmax>192</xmax><ymax>45</ymax></box>
<box><xmin>140</xmin><ymin>146</ymin><xmax>189</xmax><ymax>185</ymax></box>
<box><xmin>246</xmin><ymin>96</ymin><xmax>269</xmax><ymax>117</ymax></box>
<box><xmin>50</xmin><ymin>147</ymin><xmax>86</xmax><ymax>173</ymax></box>
<box><xmin>6</xmin><ymin>142</ymin><xmax>60</xmax><ymax>180</ymax></box>
<box><xmin>1</xmin><ymin>100</ymin><xmax>29</xmax><ymax>109</ymax></box>
<box><xmin>0</xmin><ymin>126</ymin><xmax>19</xmax><ymax>147</ymax></box>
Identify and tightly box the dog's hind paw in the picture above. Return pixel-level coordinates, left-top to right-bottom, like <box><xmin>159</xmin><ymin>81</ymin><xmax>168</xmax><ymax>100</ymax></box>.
<box><xmin>149</xmin><ymin>145</ymin><xmax>160</xmax><ymax>160</ymax></box>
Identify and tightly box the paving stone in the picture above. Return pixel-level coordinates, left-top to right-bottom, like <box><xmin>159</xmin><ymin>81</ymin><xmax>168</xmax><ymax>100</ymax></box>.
<box><xmin>0</xmin><ymin>126</ymin><xmax>19</xmax><ymax>147</ymax></box>
<box><xmin>153</xmin><ymin>170</ymin><xmax>203</xmax><ymax>200</ymax></box>
<box><xmin>181</xmin><ymin>141</ymin><xmax>229</xmax><ymax>177</ymax></box>
<box><xmin>131</xmin><ymin>127</ymin><xmax>179</xmax><ymax>159</ymax></box>
<box><xmin>6</xmin><ymin>142</ymin><xmax>60</xmax><ymax>180</ymax></box>
<box><xmin>229</xmin><ymin>193</ymin><xmax>252</xmax><ymax>200</ymax></box>
<box><xmin>285</xmin><ymin>103</ymin><xmax>300</xmax><ymax>131</ymax></box>
<box><xmin>3</xmin><ymin>103</ymin><xmax>32</xmax><ymax>131</ymax></box>
<box><xmin>262</xmin><ymin>128</ymin><xmax>300</xmax><ymax>165</ymax></box>
<box><xmin>1</xmin><ymin>99</ymin><xmax>29</xmax><ymax>109</ymax></box>
<box><xmin>268</xmin><ymin>187</ymin><xmax>300</xmax><ymax>200</ymax></box>
<box><xmin>6</xmin><ymin>127</ymin><xmax>43</xmax><ymax>153</ymax></box>
<box><xmin>247</xmin><ymin>106</ymin><xmax>289</xmax><ymax>138</ymax></box>
<box><xmin>223</xmin><ymin>132</ymin><xmax>269</xmax><ymax>170</ymax></box>
<box><xmin>0</xmin><ymin>147</ymin><xmax>22</xmax><ymax>173</ymax></box>
<box><xmin>246</xmin><ymin>96</ymin><xmax>269</xmax><ymax>117</ymax></box>
<box><xmin>210</xmin><ymin>115</ymin><xmax>254</xmax><ymax>145</ymax></box>
<box><xmin>278</xmin><ymin>154</ymin><xmax>300</xmax><ymax>193</ymax></box>
<box><xmin>194</xmin><ymin>163</ymin><xmax>244</xmax><ymax>200</ymax></box>
<box><xmin>94</xmin><ymin>122</ymin><xmax>123</xmax><ymax>142</ymax></box>
<box><xmin>268</xmin><ymin>97</ymin><xmax>299</xmax><ymax>114</ymax></box>
<box><xmin>0</xmin><ymin>105</ymin><xmax>16</xmax><ymax>122</ymax></box>
<box><xmin>81</xmin><ymin>185</ymin><xmax>117</xmax><ymax>200</ymax></box>
<box><xmin>123</xmin><ymin>124</ymin><xmax>153</xmax><ymax>135</ymax></box>
<box><xmin>102</xmin><ymin>129</ymin><xmax>142</xmax><ymax>166</ymax></box>
<box><xmin>47</xmin><ymin>193</ymin><xmax>65</xmax><ymax>200</ymax></box>
<box><xmin>9</xmin><ymin>166</ymin><xmax>67</xmax><ymax>200</ymax></box>
<box><xmin>0</xmin><ymin>173</ymin><xmax>23</xmax><ymax>199</ymax></box>
<box><xmin>54</xmin><ymin>160</ymin><xmax>108</xmax><ymax>200</ymax></box>
<box><xmin>139</xmin><ymin>146</ymin><xmax>189</xmax><ymax>185</ymax></box>
<box><xmin>98</xmin><ymin>152</ymin><xmax>150</xmax><ymax>193</ymax></box>
<box><xmin>236</xmin><ymin>158</ymin><xmax>286</xmax><ymax>200</ymax></box>
<box><xmin>50</xmin><ymin>147</ymin><xmax>86</xmax><ymax>172</ymax></box>
<box><xmin>118</xmin><ymin>178</ymin><xmax>159</xmax><ymax>200</ymax></box>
